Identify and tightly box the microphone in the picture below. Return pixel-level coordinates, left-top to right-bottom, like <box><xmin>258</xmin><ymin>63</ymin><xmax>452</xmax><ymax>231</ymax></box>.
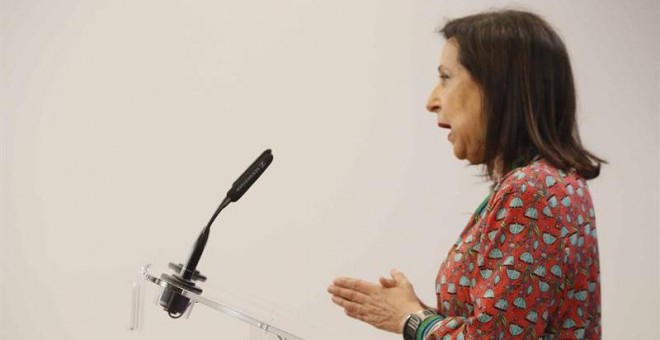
<box><xmin>157</xmin><ymin>149</ymin><xmax>274</xmax><ymax>318</ymax></box>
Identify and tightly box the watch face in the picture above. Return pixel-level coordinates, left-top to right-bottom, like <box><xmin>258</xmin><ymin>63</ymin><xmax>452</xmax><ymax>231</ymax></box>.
<box><xmin>418</xmin><ymin>310</ymin><xmax>437</xmax><ymax>319</ymax></box>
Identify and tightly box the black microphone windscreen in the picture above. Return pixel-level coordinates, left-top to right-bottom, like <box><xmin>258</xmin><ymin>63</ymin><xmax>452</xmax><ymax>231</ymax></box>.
<box><xmin>226</xmin><ymin>149</ymin><xmax>273</xmax><ymax>202</ymax></box>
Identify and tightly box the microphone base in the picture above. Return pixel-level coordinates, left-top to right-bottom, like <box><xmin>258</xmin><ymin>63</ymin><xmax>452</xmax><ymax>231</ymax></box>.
<box><xmin>158</xmin><ymin>269</ymin><xmax>204</xmax><ymax>318</ymax></box>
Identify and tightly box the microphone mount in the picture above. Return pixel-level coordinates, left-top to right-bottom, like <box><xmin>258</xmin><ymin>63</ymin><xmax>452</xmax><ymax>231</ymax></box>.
<box><xmin>157</xmin><ymin>149</ymin><xmax>274</xmax><ymax>318</ymax></box>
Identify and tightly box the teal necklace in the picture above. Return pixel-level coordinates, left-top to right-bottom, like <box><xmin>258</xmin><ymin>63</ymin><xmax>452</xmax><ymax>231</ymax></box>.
<box><xmin>474</xmin><ymin>191</ymin><xmax>493</xmax><ymax>218</ymax></box>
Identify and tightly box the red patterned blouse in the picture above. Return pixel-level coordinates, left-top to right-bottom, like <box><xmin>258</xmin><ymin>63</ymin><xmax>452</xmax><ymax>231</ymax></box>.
<box><xmin>426</xmin><ymin>159</ymin><xmax>601</xmax><ymax>339</ymax></box>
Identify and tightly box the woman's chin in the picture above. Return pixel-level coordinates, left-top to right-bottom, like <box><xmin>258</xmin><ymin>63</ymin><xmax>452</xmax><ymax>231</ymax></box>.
<box><xmin>452</xmin><ymin>147</ymin><xmax>468</xmax><ymax>162</ymax></box>
<box><xmin>454</xmin><ymin>148</ymin><xmax>472</xmax><ymax>163</ymax></box>
<box><xmin>453</xmin><ymin>149</ymin><xmax>482</xmax><ymax>165</ymax></box>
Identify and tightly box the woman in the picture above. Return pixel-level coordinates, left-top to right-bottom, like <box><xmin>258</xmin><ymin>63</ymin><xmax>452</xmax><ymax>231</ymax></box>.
<box><xmin>328</xmin><ymin>9</ymin><xmax>604</xmax><ymax>339</ymax></box>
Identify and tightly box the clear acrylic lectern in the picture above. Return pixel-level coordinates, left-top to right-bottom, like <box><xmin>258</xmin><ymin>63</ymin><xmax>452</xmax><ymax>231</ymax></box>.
<box><xmin>130</xmin><ymin>263</ymin><xmax>305</xmax><ymax>340</ymax></box>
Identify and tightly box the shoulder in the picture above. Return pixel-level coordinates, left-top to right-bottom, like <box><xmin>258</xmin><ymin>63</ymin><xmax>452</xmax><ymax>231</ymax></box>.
<box><xmin>493</xmin><ymin>159</ymin><xmax>587</xmax><ymax>200</ymax></box>
<box><xmin>485</xmin><ymin>159</ymin><xmax>594</xmax><ymax>226</ymax></box>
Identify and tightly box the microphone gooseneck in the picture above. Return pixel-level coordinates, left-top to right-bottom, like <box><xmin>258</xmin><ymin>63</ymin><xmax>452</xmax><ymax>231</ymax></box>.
<box><xmin>158</xmin><ymin>149</ymin><xmax>274</xmax><ymax>318</ymax></box>
<box><xmin>180</xmin><ymin>196</ymin><xmax>231</xmax><ymax>281</ymax></box>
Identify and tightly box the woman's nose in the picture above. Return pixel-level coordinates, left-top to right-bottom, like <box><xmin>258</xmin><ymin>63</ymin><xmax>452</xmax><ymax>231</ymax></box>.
<box><xmin>426</xmin><ymin>86</ymin><xmax>441</xmax><ymax>113</ymax></box>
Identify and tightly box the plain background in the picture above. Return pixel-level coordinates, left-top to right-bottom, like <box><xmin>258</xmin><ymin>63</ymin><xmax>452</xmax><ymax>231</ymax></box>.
<box><xmin>1</xmin><ymin>0</ymin><xmax>658</xmax><ymax>339</ymax></box>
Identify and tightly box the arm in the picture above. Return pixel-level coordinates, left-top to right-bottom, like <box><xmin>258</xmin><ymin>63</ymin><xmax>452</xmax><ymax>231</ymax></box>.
<box><xmin>423</xmin><ymin>183</ymin><xmax>562</xmax><ymax>339</ymax></box>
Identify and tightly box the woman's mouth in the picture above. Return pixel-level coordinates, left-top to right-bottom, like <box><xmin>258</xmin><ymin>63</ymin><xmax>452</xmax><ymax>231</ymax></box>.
<box><xmin>438</xmin><ymin>123</ymin><xmax>453</xmax><ymax>141</ymax></box>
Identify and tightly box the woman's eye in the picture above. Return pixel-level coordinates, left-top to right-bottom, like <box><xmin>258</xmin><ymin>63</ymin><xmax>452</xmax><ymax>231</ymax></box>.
<box><xmin>440</xmin><ymin>74</ymin><xmax>450</xmax><ymax>81</ymax></box>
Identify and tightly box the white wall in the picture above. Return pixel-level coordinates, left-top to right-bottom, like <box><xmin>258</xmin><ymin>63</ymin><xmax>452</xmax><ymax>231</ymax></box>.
<box><xmin>1</xmin><ymin>0</ymin><xmax>658</xmax><ymax>339</ymax></box>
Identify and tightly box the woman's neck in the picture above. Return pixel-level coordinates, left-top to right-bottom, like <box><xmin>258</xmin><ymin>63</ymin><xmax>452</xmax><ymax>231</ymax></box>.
<box><xmin>492</xmin><ymin>154</ymin><xmax>541</xmax><ymax>181</ymax></box>
<box><xmin>492</xmin><ymin>156</ymin><xmax>504</xmax><ymax>181</ymax></box>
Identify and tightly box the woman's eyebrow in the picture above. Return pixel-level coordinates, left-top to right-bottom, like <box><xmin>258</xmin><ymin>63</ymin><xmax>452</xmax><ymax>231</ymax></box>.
<box><xmin>437</xmin><ymin>65</ymin><xmax>449</xmax><ymax>73</ymax></box>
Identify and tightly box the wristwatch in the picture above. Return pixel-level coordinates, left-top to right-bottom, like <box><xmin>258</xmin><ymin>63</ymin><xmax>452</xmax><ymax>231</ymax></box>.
<box><xmin>403</xmin><ymin>309</ymin><xmax>437</xmax><ymax>340</ymax></box>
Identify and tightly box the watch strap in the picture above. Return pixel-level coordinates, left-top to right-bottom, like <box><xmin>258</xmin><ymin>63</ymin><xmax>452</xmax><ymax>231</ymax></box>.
<box><xmin>403</xmin><ymin>309</ymin><xmax>437</xmax><ymax>340</ymax></box>
<box><xmin>416</xmin><ymin>315</ymin><xmax>442</xmax><ymax>340</ymax></box>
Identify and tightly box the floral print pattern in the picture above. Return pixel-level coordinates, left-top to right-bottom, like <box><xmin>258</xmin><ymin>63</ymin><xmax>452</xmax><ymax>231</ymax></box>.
<box><xmin>429</xmin><ymin>159</ymin><xmax>601</xmax><ymax>339</ymax></box>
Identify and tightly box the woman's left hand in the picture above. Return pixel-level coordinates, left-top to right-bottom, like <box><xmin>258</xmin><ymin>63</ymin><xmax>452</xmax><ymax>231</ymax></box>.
<box><xmin>328</xmin><ymin>269</ymin><xmax>424</xmax><ymax>333</ymax></box>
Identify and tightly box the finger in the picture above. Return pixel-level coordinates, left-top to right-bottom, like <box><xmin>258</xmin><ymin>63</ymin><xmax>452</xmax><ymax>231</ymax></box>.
<box><xmin>333</xmin><ymin>277</ymin><xmax>379</xmax><ymax>294</ymax></box>
<box><xmin>331</xmin><ymin>295</ymin><xmax>365</xmax><ymax>316</ymax></box>
<box><xmin>327</xmin><ymin>285</ymin><xmax>369</xmax><ymax>304</ymax></box>
<box><xmin>390</xmin><ymin>268</ymin><xmax>408</xmax><ymax>283</ymax></box>
<box><xmin>345</xmin><ymin>308</ymin><xmax>364</xmax><ymax>322</ymax></box>
<box><xmin>333</xmin><ymin>297</ymin><xmax>372</xmax><ymax>324</ymax></box>
<box><xmin>379</xmin><ymin>276</ymin><xmax>396</xmax><ymax>288</ymax></box>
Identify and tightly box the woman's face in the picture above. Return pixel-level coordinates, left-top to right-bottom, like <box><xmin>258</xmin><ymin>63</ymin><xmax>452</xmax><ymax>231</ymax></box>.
<box><xmin>426</xmin><ymin>39</ymin><xmax>486</xmax><ymax>164</ymax></box>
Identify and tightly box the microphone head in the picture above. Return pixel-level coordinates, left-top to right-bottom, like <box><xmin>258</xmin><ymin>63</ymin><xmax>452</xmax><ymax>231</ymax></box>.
<box><xmin>226</xmin><ymin>149</ymin><xmax>273</xmax><ymax>202</ymax></box>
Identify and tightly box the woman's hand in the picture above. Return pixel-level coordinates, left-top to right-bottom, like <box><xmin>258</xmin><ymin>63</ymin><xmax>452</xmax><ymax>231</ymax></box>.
<box><xmin>328</xmin><ymin>269</ymin><xmax>424</xmax><ymax>333</ymax></box>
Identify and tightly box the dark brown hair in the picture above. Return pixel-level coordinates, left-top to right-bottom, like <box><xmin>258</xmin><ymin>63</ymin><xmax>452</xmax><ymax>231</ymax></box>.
<box><xmin>440</xmin><ymin>9</ymin><xmax>605</xmax><ymax>180</ymax></box>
